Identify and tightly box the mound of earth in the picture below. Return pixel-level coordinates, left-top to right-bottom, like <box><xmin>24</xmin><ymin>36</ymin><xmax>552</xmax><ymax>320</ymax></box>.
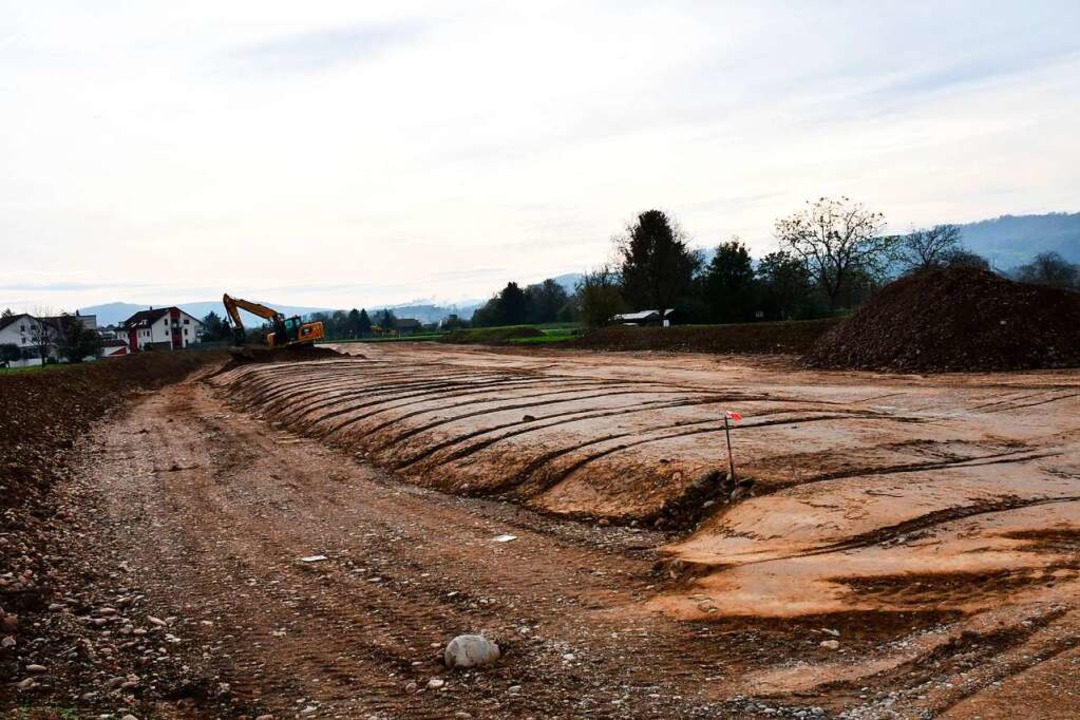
<box><xmin>221</xmin><ymin>343</ymin><xmax>343</xmax><ymax>370</ymax></box>
<box><xmin>572</xmin><ymin>319</ymin><xmax>838</xmax><ymax>355</ymax></box>
<box><xmin>0</xmin><ymin>351</ymin><xmax>222</xmax><ymax>687</ymax></box>
<box><xmin>805</xmin><ymin>267</ymin><xmax>1080</xmax><ymax>372</ymax></box>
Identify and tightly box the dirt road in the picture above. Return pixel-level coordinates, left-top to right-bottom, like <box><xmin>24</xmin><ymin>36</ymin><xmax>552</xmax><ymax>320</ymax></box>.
<box><xmin>25</xmin><ymin>348</ymin><xmax>1078</xmax><ymax>719</ymax></box>
<box><xmin>74</xmin><ymin>376</ymin><xmax>762</xmax><ymax>719</ymax></box>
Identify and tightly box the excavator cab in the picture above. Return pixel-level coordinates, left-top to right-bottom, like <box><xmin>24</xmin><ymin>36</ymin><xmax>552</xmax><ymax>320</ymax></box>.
<box><xmin>267</xmin><ymin>315</ymin><xmax>315</xmax><ymax>348</ymax></box>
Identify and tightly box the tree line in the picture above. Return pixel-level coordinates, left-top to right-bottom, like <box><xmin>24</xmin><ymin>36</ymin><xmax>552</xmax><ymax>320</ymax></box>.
<box><xmin>194</xmin><ymin>196</ymin><xmax>1078</xmax><ymax>336</ymax></box>
<box><xmin>200</xmin><ymin>307</ymin><xmax>414</xmax><ymax>342</ymax></box>
<box><xmin>487</xmin><ymin>197</ymin><xmax>1078</xmax><ymax>329</ymax></box>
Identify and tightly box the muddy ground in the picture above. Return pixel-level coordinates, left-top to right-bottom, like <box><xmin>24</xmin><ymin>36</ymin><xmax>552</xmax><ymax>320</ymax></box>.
<box><xmin>3</xmin><ymin>345</ymin><xmax>1078</xmax><ymax>719</ymax></box>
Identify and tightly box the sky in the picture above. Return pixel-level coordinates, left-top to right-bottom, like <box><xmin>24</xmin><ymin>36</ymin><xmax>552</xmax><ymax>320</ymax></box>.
<box><xmin>2</xmin><ymin>0</ymin><xmax>1079</xmax><ymax>313</ymax></box>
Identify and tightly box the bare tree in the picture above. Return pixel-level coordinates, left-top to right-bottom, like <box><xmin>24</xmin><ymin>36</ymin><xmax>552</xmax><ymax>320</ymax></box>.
<box><xmin>899</xmin><ymin>224</ymin><xmax>962</xmax><ymax>269</ymax></box>
<box><xmin>576</xmin><ymin>266</ymin><xmax>624</xmax><ymax>328</ymax></box>
<box><xmin>28</xmin><ymin>318</ymin><xmax>55</xmax><ymax>364</ymax></box>
<box><xmin>775</xmin><ymin>197</ymin><xmax>896</xmax><ymax>307</ymax></box>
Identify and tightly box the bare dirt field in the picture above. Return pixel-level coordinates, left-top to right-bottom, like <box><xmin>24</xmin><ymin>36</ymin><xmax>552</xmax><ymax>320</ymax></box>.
<box><xmin>5</xmin><ymin>344</ymin><xmax>1078</xmax><ymax>719</ymax></box>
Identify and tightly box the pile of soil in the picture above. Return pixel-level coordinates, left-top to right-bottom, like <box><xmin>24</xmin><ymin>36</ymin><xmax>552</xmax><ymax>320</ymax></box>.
<box><xmin>804</xmin><ymin>267</ymin><xmax>1080</xmax><ymax>372</ymax></box>
<box><xmin>219</xmin><ymin>343</ymin><xmax>342</xmax><ymax>371</ymax></box>
<box><xmin>571</xmin><ymin>319</ymin><xmax>838</xmax><ymax>355</ymax></box>
<box><xmin>0</xmin><ymin>351</ymin><xmax>222</xmax><ymax>690</ymax></box>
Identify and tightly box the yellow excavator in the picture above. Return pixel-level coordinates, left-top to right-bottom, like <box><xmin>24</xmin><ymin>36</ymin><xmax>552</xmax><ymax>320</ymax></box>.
<box><xmin>222</xmin><ymin>294</ymin><xmax>326</xmax><ymax>354</ymax></box>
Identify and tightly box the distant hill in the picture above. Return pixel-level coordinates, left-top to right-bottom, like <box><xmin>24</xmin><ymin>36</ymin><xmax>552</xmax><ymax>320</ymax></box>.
<box><xmin>956</xmin><ymin>212</ymin><xmax>1080</xmax><ymax>268</ymax></box>
<box><xmin>384</xmin><ymin>301</ymin><xmax>484</xmax><ymax>324</ymax></box>
<box><xmin>550</xmin><ymin>273</ymin><xmax>584</xmax><ymax>293</ymax></box>
<box><xmin>80</xmin><ymin>300</ymin><xmax>338</xmax><ymax>327</ymax></box>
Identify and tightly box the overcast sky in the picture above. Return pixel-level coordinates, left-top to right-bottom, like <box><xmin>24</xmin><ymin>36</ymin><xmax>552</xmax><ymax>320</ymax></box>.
<box><xmin>2</xmin><ymin>1</ymin><xmax>1079</xmax><ymax>312</ymax></box>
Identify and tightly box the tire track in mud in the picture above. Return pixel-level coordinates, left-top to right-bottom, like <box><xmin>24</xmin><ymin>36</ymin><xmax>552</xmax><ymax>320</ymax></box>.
<box><xmin>331</xmin><ymin>384</ymin><xmax>649</xmax><ymax>440</ymax></box>
<box><xmin>481</xmin><ymin>412</ymin><xmax>880</xmax><ymax>499</ymax></box>
<box><xmin>220</xmin><ymin>357</ymin><xmax>922</xmax><ymax>519</ymax></box>
<box><xmin>238</xmin><ymin>370</ymin><xmax>525</xmax><ymax>415</ymax></box>
<box><xmin>693</xmin><ymin>495</ymin><xmax>1080</xmax><ymax>575</ymax></box>
<box><xmin>311</xmin><ymin>380</ymin><xmax>614</xmax><ymax>436</ymax></box>
<box><xmin>272</xmin><ymin>375</ymin><xmax>567</xmax><ymax>426</ymax></box>
<box><xmin>93</xmin><ymin>380</ymin><xmax>744</xmax><ymax>719</ymax></box>
<box><xmin>391</xmin><ymin>395</ymin><xmax>741</xmax><ymax>471</ymax></box>
<box><xmin>781</xmin><ymin>447</ymin><xmax>1062</xmax><ymax>488</ymax></box>
<box><xmin>341</xmin><ymin>388</ymin><xmax>721</xmax><ymax>445</ymax></box>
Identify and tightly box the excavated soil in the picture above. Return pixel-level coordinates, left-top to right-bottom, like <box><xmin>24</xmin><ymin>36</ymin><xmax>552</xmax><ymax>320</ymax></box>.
<box><xmin>805</xmin><ymin>267</ymin><xmax>1080</xmax><ymax>372</ymax></box>
<box><xmin>4</xmin><ymin>344</ymin><xmax>1079</xmax><ymax>718</ymax></box>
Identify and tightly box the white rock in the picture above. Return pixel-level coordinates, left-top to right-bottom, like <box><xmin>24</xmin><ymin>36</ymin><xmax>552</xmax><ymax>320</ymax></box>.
<box><xmin>819</xmin><ymin>640</ymin><xmax>840</xmax><ymax>650</ymax></box>
<box><xmin>443</xmin><ymin>634</ymin><xmax>501</xmax><ymax>669</ymax></box>
<box><xmin>427</xmin><ymin>677</ymin><xmax>446</xmax><ymax>689</ymax></box>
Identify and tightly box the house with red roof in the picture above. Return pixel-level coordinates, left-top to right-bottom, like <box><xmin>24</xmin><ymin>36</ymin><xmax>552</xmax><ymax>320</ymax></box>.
<box><xmin>119</xmin><ymin>307</ymin><xmax>204</xmax><ymax>351</ymax></box>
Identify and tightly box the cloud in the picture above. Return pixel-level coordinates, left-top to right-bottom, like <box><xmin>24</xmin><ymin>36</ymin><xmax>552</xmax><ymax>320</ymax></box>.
<box><xmin>1</xmin><ymin>1</ymin><xmax>1079</xmax><ymax>312</ymax></box>
<box><xmin>226</xmin><ymin>21</ymin><xmax>429</xmax><ymax>74</ymax></box>
<box><xmin>0</xmin><ymin>281</ymin><xmax>160</xmax><ymax>292</ymax></box>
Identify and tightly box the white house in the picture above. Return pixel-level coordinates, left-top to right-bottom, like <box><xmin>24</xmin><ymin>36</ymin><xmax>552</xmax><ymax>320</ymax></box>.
<box><xmin>0</xmin><ymin>313</ymin><xmax>60</xmax><ymax>366</ymax></box>
<box><xmin>120</xmin><ymin>307</ymin><xmax>204</xmax><ymax>351</ymax></box>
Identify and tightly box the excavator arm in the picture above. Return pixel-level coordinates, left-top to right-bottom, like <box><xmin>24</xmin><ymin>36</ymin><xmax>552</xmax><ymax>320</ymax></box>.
<box><xmin>222</xmin><ymin>293</ymin><xmax>325</xmax><ymax>350</ymax></box>
<box><xmin>223</xmin><ymin>294</ymin><xmax>284</xmax><ymax>331</ymax></box>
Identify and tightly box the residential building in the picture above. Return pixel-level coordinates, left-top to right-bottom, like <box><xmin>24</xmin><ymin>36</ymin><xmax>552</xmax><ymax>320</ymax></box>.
<box><xmin>120</xmin><ymin>307</ymin><xmax>204</xmax><ymax>351</ymax></box>
<box><xmin>0</xmin><ymin>313</ymin><xmax>60</xmax><ymax>366</ymax></box>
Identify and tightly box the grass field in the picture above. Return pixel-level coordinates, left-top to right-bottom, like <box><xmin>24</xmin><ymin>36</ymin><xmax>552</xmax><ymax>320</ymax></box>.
<box><xmin>0</xmin><ymin>362</ymin><xmax>81</xmax><ymax>375</ymax></box>
<box><xmin>334</xmin><ymin>333</ymin><xmax>442</xmax><ymax>344</ymax></box>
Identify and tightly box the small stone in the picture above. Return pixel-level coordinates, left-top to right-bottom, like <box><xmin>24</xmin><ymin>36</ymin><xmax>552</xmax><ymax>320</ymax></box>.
<box><xmin>1</xmin><ymin>635</ymin><xmax>14</xmax><ymax>648</ymax></box>
<box><xmin>255</xmin><ymin>715</ymin><xmax>274</xmax><ymax>720</ymax></box>
<box><xmin>427</xmin><ymin>677</ymin><xmax>446</xmax><ymax>690</ymax></box>
<box><xmin>26</xmin><ymin>664</ymin><xmax>47</xmax><ymax>674</ymax></box>
<box><xmin>147</xmin><ymin>616</ymin><xmax>167</xmax><ymax>627</ymax></box>
<box><xmin>508</xmin><ymin>685</ymin><xmax>522</xmax><ymax>693</ymax></box>
<box><xmin>820</xmin><ymin>640</ymin><xmax>840</xmax><ymax>650</ymax></box>
<box><xmin>16</xmin><ymin>678</ymin><xmax>36</xmax><ymax>690</ymax></box>
<box><xmin>562</xmin><ymin>653</ymin><xmax>576</xmax><ymax>661</ymax></box>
